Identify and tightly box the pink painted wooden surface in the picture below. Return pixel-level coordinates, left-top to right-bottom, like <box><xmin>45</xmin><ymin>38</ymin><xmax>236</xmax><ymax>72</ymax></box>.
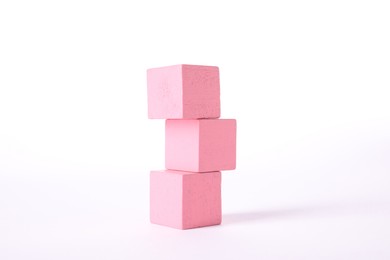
<box><xmin>147</xmin><ymin>64</ymin><xmax>220</xmax><ymax>119</ymax></box>
<box><xmin>165</xmin><ymin>119</ymin><xmax>236</xmax><ymax>172</ymax></box>
<box><xmin>150</xmin><ymin>170</ymin><xmax>221</xmax><ymax>229</ymax></box>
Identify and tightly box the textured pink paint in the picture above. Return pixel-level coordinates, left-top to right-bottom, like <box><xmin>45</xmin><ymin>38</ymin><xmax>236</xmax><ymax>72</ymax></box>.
<box><xmin>150</xmin><ymin>170</ymin><xmax>221</xmax><ymax>230</ymax></box>
<box><xmin>165</xmin><ymin>119</ymin><xmax>236</xmax><ymax>172</ymax></box>
<box><xmin>147</xmin><ymin>64</ymin><xmax>220</xmax><ymax>119</ymax></box>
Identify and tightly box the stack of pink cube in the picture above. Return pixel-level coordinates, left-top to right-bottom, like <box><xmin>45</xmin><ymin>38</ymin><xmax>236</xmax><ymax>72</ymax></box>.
<box><xmin>147</xmin><ymin>64</ymin><xmax>236</xmax><ymax>229</ymax></box>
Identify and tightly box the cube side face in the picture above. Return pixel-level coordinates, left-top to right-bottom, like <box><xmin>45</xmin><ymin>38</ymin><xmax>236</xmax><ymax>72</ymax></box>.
<box><xmin>147</xmin><ymin>65</ymin><xmax>183</xmax><ymax>119</ymax></box>
<box><xmin>182</xmin><ymin>65</ymin><xmax>220</xmax><ymax>119</ymax></box>
<box><xmin>182</xmin><ymin>171</ymin><xmax>222</xmax><ymax>229</ymax></box>
<box><xmin>150</xmin><ymin>171</ymin><xmax>183</xmax><ymax>229</ymax></box>
<box><xmin>165</xmin><ymin>120</ymin><xmax>200</xmax><ymax>172</ymax></box>
<box><xmin>199</xmin><ymin>119</ymin><xmax>236</xmax><ymax>172</ymax></box>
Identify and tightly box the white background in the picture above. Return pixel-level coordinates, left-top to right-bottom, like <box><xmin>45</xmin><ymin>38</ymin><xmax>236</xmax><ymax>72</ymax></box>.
<box><xmin>1</xmin><ymin>0</ymin><xmax>390</xmax><ymax>259</ymax></box>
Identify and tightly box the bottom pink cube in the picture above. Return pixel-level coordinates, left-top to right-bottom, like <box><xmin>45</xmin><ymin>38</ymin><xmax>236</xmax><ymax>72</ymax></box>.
<box><xmin>150</xmin><ymin>170</ymin><xmax>221</xmax><ymax>229</ymax></box>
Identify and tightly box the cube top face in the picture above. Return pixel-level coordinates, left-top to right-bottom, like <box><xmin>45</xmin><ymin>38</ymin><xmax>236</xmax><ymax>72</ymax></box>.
<box><xmin>147</xmin><ymin>64</ymin><xmax>220</xmax><ymax>119</ymax></box>
<box><xmin>150</xmin><ymin>170</ymin><xmax>222</xmax><ymax>230</ymax></box>
<box><xmin>165</xmin><ymin>119</ymin><xmax>236</xmax><ymax>172</ymax></box>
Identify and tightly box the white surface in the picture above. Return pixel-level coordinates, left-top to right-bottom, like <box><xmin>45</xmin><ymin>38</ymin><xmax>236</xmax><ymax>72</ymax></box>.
<box><xmin>1</xmin><ymin>0</ymin><xmax>390</xmax><ymax>259</ymax></box>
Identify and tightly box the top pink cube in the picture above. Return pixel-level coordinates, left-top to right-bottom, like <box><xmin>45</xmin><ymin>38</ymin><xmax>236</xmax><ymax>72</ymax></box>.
<box><xmin>147</xmin><ymin>64</ymin><xmax>220</xmax><ymax>119</ymax></box>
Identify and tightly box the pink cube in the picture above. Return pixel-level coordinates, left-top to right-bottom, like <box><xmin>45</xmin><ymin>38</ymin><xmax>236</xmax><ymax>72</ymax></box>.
<box><xmin>150</xmin><ymin>170</ymin><xmax>221</xmax><ymax>229</ymax></box>
<box><xmin>165</xmin><ymin>119</ymin><xmax>236</xmax><ymax>172</ymax></box>
<box><xmin>147</xmin><ymin>64</ymin><xmax>220</xmax><ymax>119</ymax></box>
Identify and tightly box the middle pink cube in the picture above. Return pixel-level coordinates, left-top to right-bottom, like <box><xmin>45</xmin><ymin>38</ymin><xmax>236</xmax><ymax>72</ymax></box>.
<box><xmin>166</xmin><ymin>119</ymin><xmax>236</xmax><ymax>172</ymax></box>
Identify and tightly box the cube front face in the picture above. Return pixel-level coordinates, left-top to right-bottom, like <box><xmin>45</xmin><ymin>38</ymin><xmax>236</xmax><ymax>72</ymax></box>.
<box><xmin>147</xmin><ymin>65</ymin><xmax>183</xmax><ymax>119</ymax></box>
<box><xmin>182</xmin><ymin>171</ymin><xmax>222</xmax><ymax>229</ymax></box>
<box><xmin>165</xmin><ymin>120</ymin><xmax>200</xmax><ymax>172</ymax></box>
<box><xmin>165</xmin><ymin>119</ymin><xmax>236</xmax><ymax>172</ymax></box>
<box><xmin>150</xmin><ymin>171</ymin><xmax>183</xmax><ymax>229</ymax></box>
<box><xmin>199</xmin><ymin>119</ymin><xmax>236</xmax><ymax>172</ymax></box>
<box><xmin>182</xmin><ymin>65</ymin><xmax>220</xmax><ymax>119</ymax></box>
<box><xmin>147</xmin><ymin>64</ymin><xmax>220</xmax><ymax>119</ymax></box>
<box><xmin>150</xmin><ymin>170</ymin><xmax>222</xmax><ymax>230</ymax></box>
